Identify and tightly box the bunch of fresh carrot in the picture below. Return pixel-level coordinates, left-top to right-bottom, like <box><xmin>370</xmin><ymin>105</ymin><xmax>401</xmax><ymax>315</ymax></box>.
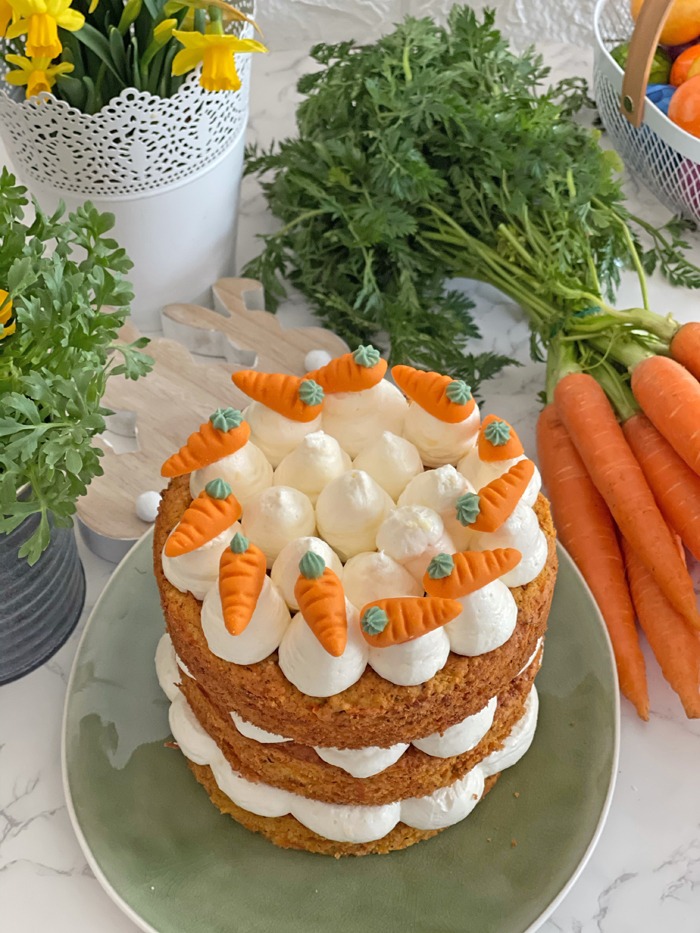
<box><xmin>537</xmin><ymin>319</ymin><xmax>700</xmax><ymax>720</ymax></box>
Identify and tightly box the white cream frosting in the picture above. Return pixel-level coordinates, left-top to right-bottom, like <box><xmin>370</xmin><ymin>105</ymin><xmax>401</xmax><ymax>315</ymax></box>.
<box><xmin>155</xmin><ymin>633</ymin><xmax>181</xmax><ymax>702</ymax></box>
<box><xmin>161</xmin><ymin>521</ymin><xmax>242</xmax><ymax>600</ymax></box>
<box><xmin>368</xmin><ymin>628</ymin><xmax>451</xmax><ymax>686</ymax></box>
<box><xmin>413</xmin><ymin>696</ymin><xmax>497</xmax><ymax>758</ymax></box>
<box><xmin>278</xmin><ymin>600</ymin><xmax>369</xmax><ymax>697</ymax></box>
<box><xmin>321</xmin><ymin>380</ymin><xmax>408</xmax><ymax>458</ymax></box>
<box><xmin>167</xmin><ymin>688</ymin><xmax>538</xmax><ymax>843</ymax></box>
<box><xmin>445</xmin><ymin>580</ymin><xmax>518</xmax><ymax>656</ymax></box>
<box><xmin>375</xmin><ymin>505</ymin><xmax>455</xmax><ymax>579</ymax></box>
<box><xmin>189</xmin><ymin>442</ymin><xmax>273</xmax><ymax>505</ymax></box>
<box><xmin>315</xmin><ymin>470</ymin><xmax>394</xmax><ymax>560</ymax></box>
<box><xmin>230</xmin><ymin>711</ymin><xmax>292</xmax><ymax>744</ymax></box>
<box><xmin>273</xmin><ymin>431</ymin><xmax>351</xmax><ymax>504</ymax></box>
<box><xmin>397</xmin><ymin>463</ymin><xmax>475</xmax><ymax>548</ymax></box>
<box><xmin>314</xmin><ymin>743</ymin><xmax>409</xmax><ymax>779</ymax></box>
<box><xmin>201</xmin><ymin>576</ymin><xmax>291</xmax><ymax>665</ymax></box>
<box><xmin>342</xmin><ymin>550</ymin><xmax>422</xmax><ymax>610</ymax></box>
<box><xmin>245</xmin><ymin>401</ymin><xmax>322</xmax><ymax>468</ymax></box>
<box><xmin>471</xmin><ymin>502</ymin><xmax>548</xmax><ymax>587</ymax></box>
<box><xmin>270</xmin><ymin>535</ymin><xmax>344</xmax><ymax>610</ymax></box>
<box><xmin>241</xmin><ymin>486</ymin><xmax>316</xmax><ymax>568</ymax></box>
<box><xmin>352</xmin><ymin>431</ymin><xmax>423</xmax><ymax>500</ymax></box>
<box><xmin>457</xmin><ymin>448</ymin><xmax>542</xmax><ymax>508</ymax></box>
<box><xmin>402</xmin><ymin>399</ymin><xmax>481</xmax><ymax>467</ymax></box>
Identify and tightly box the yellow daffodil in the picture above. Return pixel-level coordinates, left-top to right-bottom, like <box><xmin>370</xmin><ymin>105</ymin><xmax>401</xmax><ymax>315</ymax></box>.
<box><xmin>6</xmin><ymin>0</ymin><xmax>84</xmax><ymax>59</ymax></box>
<box><xmin>5</xmin><ymin>53</ymin><xmax>74</xmax><ymax>98</ymax></box>
<box><xmin>171</xmin><ymin>30</ymin><xmax>265</xmax><ymax>92</ymax></box>
<box><xmin>0</xmin><ymin>0</ymin><xmax>13</xmax><ymax>37</ymax></box>
<box><xmin>0</xmin><ymin>290</ymin><xmax>15</xmax><ymax>340</ymax></box>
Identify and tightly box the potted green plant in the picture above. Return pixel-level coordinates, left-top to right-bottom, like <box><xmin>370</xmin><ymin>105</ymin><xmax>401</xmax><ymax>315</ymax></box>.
<box><xmin>0</xmin><ymin>168</ymin><xmax>152</xmax><ymax>684</ymax></box>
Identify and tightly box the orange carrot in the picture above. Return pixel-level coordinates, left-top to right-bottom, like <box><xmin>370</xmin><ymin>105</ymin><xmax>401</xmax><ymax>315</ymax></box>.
<box><xmin>231</xmin><ymin>370</ymin><xmax>324</xmax><ymax>423</ymax></box>
<box><xmin>306</xmin><ymin>345</ymin><xmax>387</xmax><ymax>393</ymax></box>
<box><xmin>623</xmin><ymin>412</ymin><xmax>700</xmax><ymax>561</ymax></box>
<box><xmin>161</xmin><ymin>409</ymin><xmax>250</xmax><ymax>477</ymax></box>
<box><xmin>455</xmin><ymin>459</ymin><xmax>535</xmax><ymax>534</ymax></box>
<box><xmin>391</xmin><ymin>365</ymin><xmax>475</xmax><ymax>423</ymax></box>
<box><xmin>537</xmin><ymin>404</ymin><xmax>649</xmax><ymax>719</ymax></box>
<box><xmin>423</xmin><ymin>548</ymin><xmax>522</xmax><ymax>598</ymax></box>
<box><xmin>554</xmin><ymin>373</ymin><xmax>700</xmax><ymax>630</ymax></box>
<box><xmin>294</xmin><ymin>551</ymin><xmax>347</xmax><ymax>656</ymax></box>
<box><xmin>477</xmin><ymin>414</ymin><xmax>524</xmax><ymax>462</ymax></box>
<box><xmin>164</xmin><ymin>480</ymin><xmax>242</xmax><ymax>558</ymax></box>
<box><xmin>623</xmin><ymin>538</ymin><xmax>700</xmax><ymax>719</ymax></box>
<box><xmin>670</xmin><ymin>322</ymin><xmax>700</xmax><ymax>382</ymax></box>
<box><xmin>630</xmin><ymin>355</ymin><xmax>700</xmax><ymax>475</ymax></box>
<box><xmin>219</xmin><ymin>533</ymin><xmax>267</xmax><ymax>635</ymax></box>
<box><xmin>360</xmin><ymin>596</ymin><xmax>462</xmax><ymax>648</ymax></box>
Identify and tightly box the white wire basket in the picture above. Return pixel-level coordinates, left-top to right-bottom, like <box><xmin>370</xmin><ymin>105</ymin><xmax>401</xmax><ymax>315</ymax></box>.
<box><xmin>594</xmin><ymin>0</ymin><xmax>700</xmax><ymax>220</ymax></box>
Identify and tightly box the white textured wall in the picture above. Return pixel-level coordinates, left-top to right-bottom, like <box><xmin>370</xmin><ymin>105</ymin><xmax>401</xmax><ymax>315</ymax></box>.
<box><xmin>258</xmin><ymin>0</ymin><xmax>597</xmax><ymax>50</ymax></box>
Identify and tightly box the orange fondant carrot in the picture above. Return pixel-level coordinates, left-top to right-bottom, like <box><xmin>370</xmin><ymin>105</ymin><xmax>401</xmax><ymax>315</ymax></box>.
<box><xmin>231</xmin><ymin>370</ymin><xmax>324</xmax><ymax>423</ymax></box>
<box><xmin>477</xmin><ymin>414</ymin><xmax>524</xmax><ymax>463</ymax></box>
<box><xmin>360</xmin><ymin>596</ymin><xmax>462</xmax><ymax>648</ymax></box>
<box><xmin>306</xmin><ymin>345</ymin><xmax>387</xmax><ymax>393</ymax></box>
<box><xmin>294</xmin><ymin>551</ymin><xmax>347</xmax><ymax>656</ymax></box>
<box><xmin>219</xmin><ymin>532</ymin><xmax>267</xmax><ymax>635</ymax></box>
<box><xmin>423</xmin><ymin>548</ymin><xmax>522</xmax><ymax>598</ymax></box>
<box><xmin>164</xmin><ymin>479</ymin><xmax>242</xmax><ymax>558</ymax></box>
<box><xmin>391</xmin><ymin>365</ymin><xmax>474</xmax><ymax>423</ymax></box>
<box><xmin>161</xmin><ymin>408</ymin><xmax>250</xmax><ymax>477</ymax></box>
<box><xmin>455</xmin><ymin>459</ymin><xmax>535</xmax><ymax>534</ymax></box>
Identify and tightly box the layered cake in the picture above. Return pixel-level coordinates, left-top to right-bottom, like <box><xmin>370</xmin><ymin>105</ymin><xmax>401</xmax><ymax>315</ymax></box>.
<box><xmin>154</xmin><ymin>348</ymin><xmax>557</xmax><ymax>857</ymax></box>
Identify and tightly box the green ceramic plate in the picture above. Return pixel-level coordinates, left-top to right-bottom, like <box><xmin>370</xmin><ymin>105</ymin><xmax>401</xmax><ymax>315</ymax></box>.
<box><xmin>63</xmin><ymin>532</ymin><xmax>619</xmax><ymax>933</ymax></box>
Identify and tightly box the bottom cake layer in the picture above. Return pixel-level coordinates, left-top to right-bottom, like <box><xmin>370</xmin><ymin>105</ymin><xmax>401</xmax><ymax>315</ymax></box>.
<box><xmin>188</xmin><ymin>760</ymin><xmax>501</xmax><ymax>857</ymax></box>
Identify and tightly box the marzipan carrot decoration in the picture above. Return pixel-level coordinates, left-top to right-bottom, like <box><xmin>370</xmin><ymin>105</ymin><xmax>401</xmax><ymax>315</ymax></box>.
<box><xmin>623</xmin><ymin>538</ymin><xmax>700</xmax><ymax>719</ymax></box>
<box><xmin>537</xmin><ymin>404</ymin><xmax>649</xmax><ymax>719</ymax></box>
<box><xmin>630</xmin><ymin>355</ymin><xmax>700</xmax><ymax>475</ymax></box>
<box><xmin>391</xmin><ymin>364</ymin><xmax>474</xmax><ymax>423</ymax></box>
<box><xmin>623</xmin><ymin>412</ymin><xmax>700</xmax><ymax>561</ymax></box>
<box><xmin>360</xmin><ymin>596</ymin><xmax>462</xmax><ymax>648</ymax></box>
<box><xmin>306</xmin><ymin>344</ymin><xmax>387</xmax><ymax>393</ymax></box>
<box><xmin>219</xmin><ymin>532</ymin><xmax>267</xmax><ymax>635</ymax></box>
<box><xmin>455</xmin><ymin>459</ymin><xmax>535</xmax><ymax>533</ymax></box>
<box><xmin>554</xmin><ymin>372</ymin><xmax>700</xmax><ymax>630</ymax></box>
<box><xmin>670</xmin><ymin>322</ymin><xmax>700</xmax><ymax>382</ymax></box>
<box><xmin>164</xmin><ymin>479</ymin><xmax>242</xmax><ymax>558</ymax></box>
<box><xmin>232</xmin><ymin>370</ymin><xmax>324</xmax><ymax>423</ymax></box>
<box><xmin>423</xmin><ymin>548</ymin><xmax>521</xmax><ymax>598</ymax></box>
<box><xmin>477</xmin><ymin>414</ymin><xmax>524</xmax><ymax>462</ymax></box>
<box><xmin>294</xmin><ymin>551</ymin><xmax>348</xmax><ymax>656</ymax></box>
<box><xmin>161</xmin><ymin>408</ymin><xmax>250</xmax><ymax>477</ymax></box>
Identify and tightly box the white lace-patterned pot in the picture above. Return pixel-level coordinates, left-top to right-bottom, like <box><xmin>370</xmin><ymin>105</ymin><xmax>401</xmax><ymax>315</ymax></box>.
<box><xmin>0</xmin><ymin>7</ymin><xmax>255</xmax><ymax>331</ymax></box>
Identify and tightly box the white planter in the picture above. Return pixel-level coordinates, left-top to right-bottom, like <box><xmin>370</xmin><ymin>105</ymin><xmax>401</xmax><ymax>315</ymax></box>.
<box><xmin>0</xmin><ymin>11</ymin><xmax>254</xmax><ymax>331</ymax></box>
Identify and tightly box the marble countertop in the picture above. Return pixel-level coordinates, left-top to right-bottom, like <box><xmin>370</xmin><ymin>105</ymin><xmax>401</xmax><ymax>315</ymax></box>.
<box><xmin>2</xmin><ymin>41</ymin><xmax>700</xmax><ymax>933</ymax></box>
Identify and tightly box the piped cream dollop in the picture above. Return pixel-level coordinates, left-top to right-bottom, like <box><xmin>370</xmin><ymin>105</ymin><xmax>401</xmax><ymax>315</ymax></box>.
<box><xmin>245</xmin><ymin>401</ymin><xmax>322</xmax><ymax>467</ymax></box>
<box><xmin>471</xmin><ymin>502</ymin><xmax>547</xmax><ymax>587</ymax></box>
<box><xmin>402</xmin><ymin>400</ymin><xmax>480</xmax><ymax>467</ymax></box>
<box><xmin>458</xmin><ymin>447</ymin><xmax>541</xmax><ymax>507</ymax></box>
<box><xmin>190</xmin><ymin>441</ymin><xmax>273</xmax><ymax>505</ymax></box>
<box><xmin>352</xmin><ymin>431</ymin><xmax>423</xmax><ymax>500</ymax></box>
<box><xmin>368</xmin><ymin>628</ymin><xmax>451</xmax><ymax>686</ymax></box>
<box><xmin>397</xmin><ymin>464</ymin><xmax>475</xmax><ymax>548</ymax></box>
<box><xmin>375</xmin><ymin>505</ymin><xmax>455</xmax><ymax>579</ymax></box>
<box><xmin>278</xmin><ymin>600</ymin><xmax>369</xmax><ymax>697</ymax></box>
<box><xmin>201</xmin><ymin>576</ymin><xmax>291</xmax><ymax>664</ymax></box>
<box><xmin>241</xmin><ymin>486</ymin><xmax>316</xmax><ymax>567</ymax></box>
<box><xmin>342</xmin><ymin>551</ymin><xmax>422</xmax><ymax>610</ymax></box>
<box><xmin>270</xmin><ymin>536</ymin><xmax>344</xmax><ymax>610</ymax></box>
<box><xmin>273</xmin><ymin>431</ymin><xmax>351</xmax><ymax>503</ymax></box>
<box><xmin>445</xmin><ymin>580</ymin><xmax>518</xmax><ymax>656</ymax></box>
<box><xmin>161</xmin><ymin>520</ymin><xmax>241</xmax><ymax>600</ymax></box>
<box><xmin>316</xmin><ymin>470</ymin><xmax>394</xmax><ymax>560</ymax></box>
<box><xmin>322</xmin><ymin>380</ymin><xmax>408</xmax><ymax>458</ymax></box>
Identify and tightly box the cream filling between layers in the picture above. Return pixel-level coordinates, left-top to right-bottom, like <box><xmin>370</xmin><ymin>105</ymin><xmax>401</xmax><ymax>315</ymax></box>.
<box><xmin>167</xmin><ymin>687</ymin><xmax>539</xmax><ymax>843</ymax></box>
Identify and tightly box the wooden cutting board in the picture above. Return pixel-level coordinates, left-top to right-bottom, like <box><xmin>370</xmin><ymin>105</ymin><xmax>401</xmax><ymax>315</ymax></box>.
<box><xmin>76</xmin><ymin>278</ymin><xmax>348</xmax><ymax>561</ymax></box>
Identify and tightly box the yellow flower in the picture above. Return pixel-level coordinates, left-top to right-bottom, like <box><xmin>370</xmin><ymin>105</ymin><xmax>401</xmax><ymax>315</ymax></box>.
<box><xmin>6</xmin><ymin>0</ymin><xmax>84</xmax><ymax>59</ymax></box>
<box><xmin>0</xmin><ymin>0</ymin><xmax>13</xmax><ymax>37</ymax></box>
<box><xmin>0</xmin><ymin>290</ymin><xmax>15</xmax><ymax>340</ymax></box>
<box><xmin>5</xmin><ymin>53</ymin><xmax>74</xmax><ymax>98</ymax></box>
<box><xmin>171</xmin><ymin>30</ymin><xmax>266</xmax><ymax>92</ymax></box>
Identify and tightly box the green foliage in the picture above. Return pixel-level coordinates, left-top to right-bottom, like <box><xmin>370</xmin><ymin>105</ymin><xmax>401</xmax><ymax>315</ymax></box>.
<box><xmin>244</xmin><ymin>5</ymin><xmax>699</xmax><ymax>382</ymax></box>
<box><xmin>0</xmin><ymin>168</ymin><xmax>153</xmax><ymax>564</ymax></box>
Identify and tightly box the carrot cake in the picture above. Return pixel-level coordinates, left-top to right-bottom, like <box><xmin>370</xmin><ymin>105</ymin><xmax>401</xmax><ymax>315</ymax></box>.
<box><xmin>154</xmin><ymin>348</ymin><xmax>557</xmax><ymax>857</ymax></box>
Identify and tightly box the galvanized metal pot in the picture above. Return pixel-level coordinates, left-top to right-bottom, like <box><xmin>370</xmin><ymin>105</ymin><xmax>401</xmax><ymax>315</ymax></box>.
<box><xmin>0</xmin><ymin>500</ymin><xmax>86</xmax><ymax>685</ymax></box>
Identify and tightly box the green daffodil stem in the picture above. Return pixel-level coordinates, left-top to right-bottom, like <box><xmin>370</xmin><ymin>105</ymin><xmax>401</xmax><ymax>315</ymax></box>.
<box><xmin>208</xmin><ymin>5</ymin><xmax>224</xmax><ymax>33</ymax></box>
